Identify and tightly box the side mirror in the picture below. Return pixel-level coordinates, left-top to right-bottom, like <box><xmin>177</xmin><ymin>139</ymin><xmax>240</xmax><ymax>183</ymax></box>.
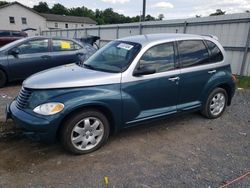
<box><xmin>133</xmin><ymin>65</ymin><xmax>156</xmax><ymax>76</ymax></box>
<box><xmin>9</xmin><ymin>48</ymin><xmax>20</xmax><ymax>56</ymax></box>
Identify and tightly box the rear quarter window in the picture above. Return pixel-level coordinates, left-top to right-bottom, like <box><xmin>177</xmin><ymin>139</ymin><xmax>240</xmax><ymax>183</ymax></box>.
<box><xmin>205</xmin><ymin>40</ymin><xmax>224</xmax><ymax>63</ymax></box>
<box><xmin>178</xmin><ymin>40</ymin><xmax>209</xmax><ymax>68</ymax></box>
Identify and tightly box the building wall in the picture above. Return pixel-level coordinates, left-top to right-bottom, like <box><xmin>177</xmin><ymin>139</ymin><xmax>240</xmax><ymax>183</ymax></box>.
<box><xmin>42</xmin><ymin>13</ymin><xmax>250</xmax><ymax>76</ymax></box>
<box><xmin>0</xmin><ymin>4</ymin><xmax>46</xmax><ymax>36</ymax></box>
<box><xmin>46</xmin><ymin>21</ymin><xmax>94</xmax><ymax>30</ymax></box>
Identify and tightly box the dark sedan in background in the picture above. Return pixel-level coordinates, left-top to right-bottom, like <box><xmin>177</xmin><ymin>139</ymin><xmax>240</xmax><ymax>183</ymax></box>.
<box><xmin>0</xmin><ymin>30</ymin><xmax>27</xmax><ymax>47</ymax></box>
<box><xmin>0</xmin><ymin>36</ymin><xmax>97</xmax><ymax>87</ymax></box>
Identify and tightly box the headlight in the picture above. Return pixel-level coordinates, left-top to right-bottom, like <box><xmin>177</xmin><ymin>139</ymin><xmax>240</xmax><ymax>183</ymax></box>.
<box><xmin>33</xmin><ymin>102</ymin><xmax>64</xmax><ymax>115</ymax></box>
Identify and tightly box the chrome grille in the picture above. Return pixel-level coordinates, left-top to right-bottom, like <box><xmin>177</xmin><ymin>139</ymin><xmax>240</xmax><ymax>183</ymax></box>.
<box><xmin>16</xmin><ymin>87</ymin><xmax>32</xmax><ymax>109</ymax></box>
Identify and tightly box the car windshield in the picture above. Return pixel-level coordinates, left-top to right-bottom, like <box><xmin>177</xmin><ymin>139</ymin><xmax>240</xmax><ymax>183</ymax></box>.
<box><xmin>83</xmin><ymin>41</ymin><xmax>141</xmax><ymax>73</ymax></box>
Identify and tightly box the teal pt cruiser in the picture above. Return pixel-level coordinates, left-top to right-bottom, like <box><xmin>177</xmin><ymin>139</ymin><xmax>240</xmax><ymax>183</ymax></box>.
<box><xmin>6</xmin><ymin>34</ymin><xmax>236</xmax><ymax>154</ymax></box>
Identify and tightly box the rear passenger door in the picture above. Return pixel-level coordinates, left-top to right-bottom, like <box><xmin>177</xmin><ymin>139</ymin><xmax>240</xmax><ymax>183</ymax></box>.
<box><xmin>50</xmin><ymin>39</ymin><xmax>83</xmax><ymax>66</ymax></box>
<box><xmin>177</xmin><ymin>40</ymin><xmax>223</xmax><ymax>111</ymax></box>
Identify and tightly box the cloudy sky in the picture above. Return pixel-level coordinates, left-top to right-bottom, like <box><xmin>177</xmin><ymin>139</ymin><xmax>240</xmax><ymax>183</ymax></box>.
<box><xmin>8</xmin><ymin>0</ymin><xmax>250</xmax><ymax>19</ymax></box>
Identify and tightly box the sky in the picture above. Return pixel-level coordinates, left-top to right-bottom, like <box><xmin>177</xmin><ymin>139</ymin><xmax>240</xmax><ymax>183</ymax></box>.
<box><xmin>8</xmin><ymin>0</ymin><xmax>250</xmax><ymax>19</ymax></box>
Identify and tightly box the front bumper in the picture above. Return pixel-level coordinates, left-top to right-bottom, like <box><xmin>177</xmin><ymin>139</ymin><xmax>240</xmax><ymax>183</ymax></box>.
<box><xmin>6</xmin><ymin>101</ymin><xmax>60</xmax><ymax>143</ymax></box>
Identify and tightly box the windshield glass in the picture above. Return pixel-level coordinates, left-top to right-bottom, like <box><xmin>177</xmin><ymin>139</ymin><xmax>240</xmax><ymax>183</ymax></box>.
<box><xmin>84</xmin><ymin>41</ymin><xmax>141</xmax><ymax>73</ymax></box>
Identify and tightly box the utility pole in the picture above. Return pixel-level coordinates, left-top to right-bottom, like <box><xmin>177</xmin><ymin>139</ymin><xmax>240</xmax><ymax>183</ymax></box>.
<box><xmin>142</xmin><ymin>0</ymin><xmax>146</xmax><ymax>21</ymax></box>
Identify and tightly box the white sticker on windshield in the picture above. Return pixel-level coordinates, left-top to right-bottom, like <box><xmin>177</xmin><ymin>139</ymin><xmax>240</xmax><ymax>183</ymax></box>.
<box><xmin>117</xmin><ymin>43</ymin><xmax>134</xmax><ymax>50</ymax></box>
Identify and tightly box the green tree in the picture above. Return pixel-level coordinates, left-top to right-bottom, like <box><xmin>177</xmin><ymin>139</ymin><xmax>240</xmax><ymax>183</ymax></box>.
<box><xmin>102</xmin><ymin>8</ymin><xmax>120</xmax><ymax>24</ymax></box>
<box><xmin>131</xmin><ymin>15</ymin><xmax>141</xmax><ymax>22</ymax></box>
<box><xmin>145</xmin><ymin>14</ymin><xmax>155</xmax><ymax>21</ymax></box>
<box><xmin>51</xmin><ymin>3</ymin><xmax>69</xmax><ymax>15</ymax></box>
<box><xmin>0</xmin><ymin>1</ymin><xmax>9</xmax><ymax>7</ymax></box>
<box><xmin>95</xmin><ymin>9</ymin><xmax>104</xmax><ymax>25</ymax></box>
<box><xmin>31</xmin><ymin>1</ymin><xmax>157</xmax><ymax>25</ymax></box>
<box><xmin>210</xmin><ymin>9</ymin><xmax>226</xmax><ymax>16</ymax></box>
<box><xmin>33</xmin><ymin>2</ymin><xmax>50</xmax><ymax>13</ymax></box>
<box><xmin>69</xmin><ymin>7</ymin><xmax>83</xmax><ymax>16</ymax></box>
<box><xmin>158</xmin><ymin>14</ymin><xmax>164</xmax><ymax>20</ymax></box>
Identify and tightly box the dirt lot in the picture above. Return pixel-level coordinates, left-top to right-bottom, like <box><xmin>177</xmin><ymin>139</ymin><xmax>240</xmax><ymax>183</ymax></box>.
<box><xmin>0</xmin><ymin>84</ymin><xmax>249</xmax><ymax>187</ymax></box>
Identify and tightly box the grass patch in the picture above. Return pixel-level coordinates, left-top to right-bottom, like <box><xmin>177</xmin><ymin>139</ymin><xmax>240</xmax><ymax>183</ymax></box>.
<box><xmin>236</xmin><ymin>76</ymin><xmax>250</xmax><ymax>89</ymax></box>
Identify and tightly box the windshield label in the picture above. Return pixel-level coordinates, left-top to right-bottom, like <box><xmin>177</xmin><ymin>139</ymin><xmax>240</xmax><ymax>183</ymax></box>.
<box><xmin>117</xmin><ymin>43</ymin><xmax>134</xmax><ymax>50</ymax></box>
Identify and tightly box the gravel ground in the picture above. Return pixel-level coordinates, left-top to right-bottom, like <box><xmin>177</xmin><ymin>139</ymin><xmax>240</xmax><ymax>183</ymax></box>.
<box><xmin>0</xmin><ymin>85</ymin><xmax>249</xmax><ymax>187</ymax></box>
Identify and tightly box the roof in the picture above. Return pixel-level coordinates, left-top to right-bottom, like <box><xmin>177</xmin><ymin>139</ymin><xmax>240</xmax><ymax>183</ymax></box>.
<box><xmin>41</xmin><ymin>13</ymin><xmax>97</xmax><ymax>24</ymax></box>
<box><xmin>118</xmin><ymin>33</ymin><xmax>210</xmax><ymax>47</ymax></box>
<box><xmin>0</xmin><ymin>1</ymin><xmax>44</xmax><ymax>18</ymax></box>
<box><xmin>0</xmin><ymin>2</ymin><xmax>97</xmax><ymax>25</ymax></box>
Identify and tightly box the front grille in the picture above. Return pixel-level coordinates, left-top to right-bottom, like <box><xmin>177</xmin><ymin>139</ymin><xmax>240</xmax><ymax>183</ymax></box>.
<box><xmin>16</xmin><ymin>87</ymin><xmax>32</xmax><ymax>109</ymax></box>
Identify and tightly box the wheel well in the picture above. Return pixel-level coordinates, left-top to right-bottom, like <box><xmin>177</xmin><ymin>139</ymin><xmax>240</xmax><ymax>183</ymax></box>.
<box><xmin>217</xmin><ymin>83</ymin><xmax>232</xmax><ymax>105</ymax></box>
<box><xmin>56</xmin><ymin>105</ymin><xmax>115</xmax><ymax>139</ymax></box>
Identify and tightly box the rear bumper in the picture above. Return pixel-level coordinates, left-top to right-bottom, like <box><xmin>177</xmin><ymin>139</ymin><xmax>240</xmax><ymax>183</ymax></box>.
<box><xmin>7</xmin><ymin>101</ymin><xmax>60</xmax><ymax>143</ymax></box>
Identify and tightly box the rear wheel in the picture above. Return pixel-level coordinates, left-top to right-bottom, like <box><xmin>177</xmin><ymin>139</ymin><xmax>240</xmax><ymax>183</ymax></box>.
<box><xmin>202</xmin><ymin>88</ymin><xmax>228</xmax><ymax>119</ymax></box>
<box><xmin>60</xmin><ymin>109</ymin><xmax>110</xmax><ymax>154</ymax></box>
<box><xmin>0</xmin><ymin>69</ymin><xmax>7</xmax><ymax>88</ymax></box>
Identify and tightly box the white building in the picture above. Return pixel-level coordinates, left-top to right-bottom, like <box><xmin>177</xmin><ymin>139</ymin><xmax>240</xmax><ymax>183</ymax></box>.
<box><xmin>42</xmin><ymin>13</ymin><xmax>97</xmax><ymax>30</ymax></box>
<box><xmin>0</xmin><ymin>2</ymin><xmax>97</xmax><ymax>36</ymax></box>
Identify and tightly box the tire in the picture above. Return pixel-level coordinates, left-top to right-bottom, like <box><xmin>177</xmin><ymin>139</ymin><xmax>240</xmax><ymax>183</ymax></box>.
<box><xmin>60</xmin><ymin>109</ymin><xmax>110</xmax><ymax>155</ymax></box>
<box><xmin>0</xmin><ymin>69</ymin><xmax>7</xmax><ymax>88</ymax></box>
<box><xmin>201</xmin><ymin>88</ymin><xmax>228</xmax><ymax>119</ymax></box>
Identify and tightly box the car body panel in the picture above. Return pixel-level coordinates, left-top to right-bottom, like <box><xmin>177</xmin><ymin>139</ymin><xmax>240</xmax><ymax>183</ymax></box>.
<box><xmin>7</xmin><ymin>51</ymin><xmax>52</xmax><ymax>80</ymax></box>
<box><xmin>121</xmin><ymin>69</ymin><xmax>180</xmax><ymax>126</ymax></box>
<box><xmin>9</xmin><ymin>84</ymin><xmax>122</xmax><ymax>142</ymax></box>
<box><xmin>23</xmin><ymin>64</ymin><xmax>121</xmax><ymax>89</ymax></box>
<box><xmin>0</xmin><ymin>53</ymin><xmax>8</xmax><ymax>74</ymax></box>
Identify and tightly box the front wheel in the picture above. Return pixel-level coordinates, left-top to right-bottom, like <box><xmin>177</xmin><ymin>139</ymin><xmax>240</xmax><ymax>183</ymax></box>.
<box><xmin>60</xmin><ymin>110</ymin><xmax>110</xmax><ymax>154</ymax></box>
<box><xmin>202</xmin><ymin>88</ymin><xmax>228</xmax><ymax>119</ymax></box>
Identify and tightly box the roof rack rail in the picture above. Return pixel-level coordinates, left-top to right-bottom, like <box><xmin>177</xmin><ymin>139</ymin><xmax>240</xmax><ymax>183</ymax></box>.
<box><xmin>201</xmin><ymin>34</ymin><xmax>218</xmax><ymax>41</ymax></box>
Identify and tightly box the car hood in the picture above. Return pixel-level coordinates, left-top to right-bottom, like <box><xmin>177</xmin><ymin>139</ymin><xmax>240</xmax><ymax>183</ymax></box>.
<box><xmin>23</xmin><ymin>63</ymin><xmax>121</xmax><ymax>89</ymax></box>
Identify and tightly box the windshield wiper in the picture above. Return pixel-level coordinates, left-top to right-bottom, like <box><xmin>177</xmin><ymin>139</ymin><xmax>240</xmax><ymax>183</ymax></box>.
<box><xmin>83</xmin><ymin>63</ymin><xmax>96</xmax><ymax>70</ymax></box>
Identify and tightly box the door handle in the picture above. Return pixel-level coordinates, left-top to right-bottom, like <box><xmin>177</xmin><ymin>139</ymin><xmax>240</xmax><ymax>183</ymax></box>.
<box><xmin>41</xmin><ymin>55</ymin><xmax>51</xmax><ymax>59</ymax></box>
<box><xmin>168</xmin><ymin>77</ymin><xmax>180</xmax><ymax>81</ymax></box>
<box><xmin>208</xmin><ymin>70</ymin><xmax>216</xmax><ymax>74</ymax></box>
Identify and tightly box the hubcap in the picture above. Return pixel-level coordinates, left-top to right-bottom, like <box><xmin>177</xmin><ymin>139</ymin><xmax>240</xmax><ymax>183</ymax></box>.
<box><xmin>210</xmin><ymin>92</ymin><xmax>226</xmax><ymax>116</ymax></box>
<box><xmin>71</xmin><ymin>117</ymin><xmax>104</xmax><ymax>151</ymax></box>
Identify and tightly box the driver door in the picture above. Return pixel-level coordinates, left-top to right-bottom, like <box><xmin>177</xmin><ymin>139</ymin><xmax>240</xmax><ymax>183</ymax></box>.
<box><xmin>7</xmin><ymin>38</ymin><xmax>50</xmax><ymax>80</ymax></box>
<box><xmin>121</xmin><ymin>42</ymin><xmax>180</xmax><ymax>126</ymax></box>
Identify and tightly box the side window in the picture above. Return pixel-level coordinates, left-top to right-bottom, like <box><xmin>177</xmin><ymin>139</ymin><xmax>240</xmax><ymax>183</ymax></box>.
<box><xmin>17</xmin><ymin>39</ymin><xmax>49</xmax><ymax>54</ymax></box>
<box><xmin>139</xmin><ymin>43</ymin><xmax>175</xmax><ymax>73</ymax></box>
<box><xmin>205</xmin><ymin>40</ymin><xmax>223</xmax><ymax>63</ymax></box>
<box><xmin>21</xmin><ymin>17</ymin><xmax>27</xmax><ymax>24</ymax></box>
<box><xmin>0</xmin><ymin>31</ymin><xmax>10</xmax><ymax>37</ymax></box>
<box><xmin>9</xmin><ymin>17</ymin><xmax>15</xmax><ymax>24</ymax></box>
<box><xmin>178</xmin><ymin>40</ymin><xmax>209</xmax><ymax>68</ymax></box>
<box><xmin>52</xmin><ymin>40</ymin><xmax>82</xmax><ymax>52</ymax></box>
<box><xmin>12</xmin><ymin>32</ymin><xmax>22</xmax><ymax>37</ymax></box>
<box><xmin>73</xmin><ymin>42</ymin><xmax>82</xmax><ymax>50</ymax></box>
